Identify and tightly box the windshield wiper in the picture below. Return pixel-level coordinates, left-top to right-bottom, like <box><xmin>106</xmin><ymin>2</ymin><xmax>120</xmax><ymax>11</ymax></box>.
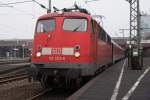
<box><xmin>73</xmin><ymin>25</ymin><xmax>81</xmax><ymax>32</ymax></box>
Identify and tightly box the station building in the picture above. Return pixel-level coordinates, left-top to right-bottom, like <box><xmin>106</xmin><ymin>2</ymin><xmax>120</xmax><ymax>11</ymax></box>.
<box><xmin>0</xmin><ymin>39</ymin><xmax>32</xmax><ymax>59</ymax></box>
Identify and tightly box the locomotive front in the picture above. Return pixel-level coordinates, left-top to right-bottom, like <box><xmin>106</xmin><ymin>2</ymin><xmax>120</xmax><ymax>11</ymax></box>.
<box><xmin>30</xmin><ymin>12</ymin><xmax>96</xmax><ymax>87</ymax></box>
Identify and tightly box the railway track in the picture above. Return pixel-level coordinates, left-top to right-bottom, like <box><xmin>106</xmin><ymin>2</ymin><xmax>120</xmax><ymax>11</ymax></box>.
<box><xmin>0</xmin><ymin>59</ymin><xmax>30</xmax><ymax>65</ymax></box>
<box><xmin>0</xmin><ymin>63</ymin><xmax>30</xmax><ymax>84</ymax></box>
<box><xmin>27</xmin><ymin>88</ymin><xmax>53</xmax><ymax>100</ymax></box>
<box><xmin>0</xmin><ymin>67</ymin><xmax>28</xmax><ymax>77</ymax></box>
<box><xmin>0</xmin><ymin>73</ymin><xmax>29</xmax><ymax>84</ymax></box>
<box><xmin>26</xmin><ymin>84</ymin><xmax>69</xmax><ymax>100</ymax></box>
<box><xmin>0</xmin><ymin>63</ymin><xmax>30</xmax><ymax>75</ymax></box>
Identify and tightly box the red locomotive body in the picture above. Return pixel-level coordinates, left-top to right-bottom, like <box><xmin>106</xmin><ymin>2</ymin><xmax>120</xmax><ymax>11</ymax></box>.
<box><xmin>30</xmin><ymin>8</ymin><xmax>124</xmax><ymax>87</ymax></box>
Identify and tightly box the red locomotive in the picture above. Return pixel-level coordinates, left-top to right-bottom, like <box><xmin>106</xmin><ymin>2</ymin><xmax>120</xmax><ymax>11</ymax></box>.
<box><xmin>30</xmin><ymin>6</ymin><xmax>124</xmax><ymax>88</ymax></box>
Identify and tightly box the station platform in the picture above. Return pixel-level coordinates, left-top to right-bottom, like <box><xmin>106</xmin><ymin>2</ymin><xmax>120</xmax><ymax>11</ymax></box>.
<box><xmin>67</xmin><ymin>57</ymin><xmax>150</xmax><ymax>100</ymax></box>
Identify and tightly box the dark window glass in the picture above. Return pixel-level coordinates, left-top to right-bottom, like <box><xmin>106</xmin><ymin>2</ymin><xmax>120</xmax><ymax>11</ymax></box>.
<box><xmin>36</xmin><ymin>19</ymin><xmax>55</xmax><ymax>33</ymax></box>
<box><xmin>107</xmin><ymin>35</ymin><xmax>111</xmax><ymax>44</ymax></box>
<box><xmin>91</xmin><ymin>20</ymin><xmax>95</xmax><ymax>34</ymax></box>
<box><xmin>63</xmin><ymin>18</ymin><xmax>87</xmax><ymax>32</ymax></box>
<box><xmin>99</xmin><ymin>27</ymin><xmax>106</xmax><ymax>41</ymax></box>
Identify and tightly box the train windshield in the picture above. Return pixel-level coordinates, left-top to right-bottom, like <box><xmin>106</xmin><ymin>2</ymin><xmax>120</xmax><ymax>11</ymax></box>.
<box><xmin>36</xmin><ymin>19</ymin><xmax>55</xmax><ymax>33</ymax></box>
<box><xmin>63</xmin><ymin>18</ymin><xmax>87</xmax><ymax>32</ymax></box>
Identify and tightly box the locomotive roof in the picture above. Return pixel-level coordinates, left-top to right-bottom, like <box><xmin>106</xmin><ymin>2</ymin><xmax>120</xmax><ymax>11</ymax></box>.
<box><xmin>38</xmin><ymin>12</ymin><xmax>91</xmax><ymax>20</ymax></box>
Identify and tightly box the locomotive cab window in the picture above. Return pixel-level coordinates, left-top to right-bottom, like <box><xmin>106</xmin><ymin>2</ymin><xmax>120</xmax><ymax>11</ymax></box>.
<box><xmin>63</xmin><ymin>18</ymin><xmax>87</xmax><ymax>32</ymax></box>
<box><xmin>36</xmin><ymin>19</ymin><xmax>55</xmax><ymax>33</ymax></box>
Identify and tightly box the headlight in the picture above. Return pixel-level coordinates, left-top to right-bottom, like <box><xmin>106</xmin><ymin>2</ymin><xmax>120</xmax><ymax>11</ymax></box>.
<box><xmin>36</xmin><ymin>52</ymin><xmax>41</xmax><ymax>57</ymax></box>
<box><xmin>74</xmin><ymin>52</ymin><xmax>80</xmax><ymax>58</ymax></box>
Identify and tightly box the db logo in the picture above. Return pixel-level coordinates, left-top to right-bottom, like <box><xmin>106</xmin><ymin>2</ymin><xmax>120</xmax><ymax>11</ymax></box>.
<box><xmin>51</xmin><ymin>48</ymin><xmax>62</xmax><ymax>54</ymax></box>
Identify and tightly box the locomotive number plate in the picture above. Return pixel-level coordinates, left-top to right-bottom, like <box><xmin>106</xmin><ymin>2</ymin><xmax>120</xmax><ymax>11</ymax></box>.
<box><xmin>49</xmin><ymin>56</ymin><xmax>66</xmax><ymax>61</ymax></box>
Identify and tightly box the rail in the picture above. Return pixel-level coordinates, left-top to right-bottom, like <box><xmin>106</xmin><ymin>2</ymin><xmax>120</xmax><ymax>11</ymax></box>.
<box><xmin>27</xmin><ymin>88</ymin><xmax>53</xmax><ymax>100</ymax></box>
<box><xmin>0</xmin><ymin>73</ymin><xmax>29</xmax><ymax>84</ymax></box>
<box><xmin>27</xmin><ymin>84</ymin><xmax>63</xmax><ymax>100</ymax></box>
<box><xmin>0</xmin><ymin>59</ymin><xmax>30</xmax><ymax>65</ymax></box>
<box><xmin>0</xmin><ymin>63</ymin><xmax>30</xmax><ymax>75</ymax></box>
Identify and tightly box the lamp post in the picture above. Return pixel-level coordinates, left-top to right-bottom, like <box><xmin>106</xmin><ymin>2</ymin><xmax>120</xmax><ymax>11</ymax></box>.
<box><xmin>13</xmin><ymin>48</ymin><xmax>19</xmax><ymax>59</ymax></box>
<box><xmin>22</xmin><ymin>44</ymin><xmax>25</xmax><ymax>59</ymax></box>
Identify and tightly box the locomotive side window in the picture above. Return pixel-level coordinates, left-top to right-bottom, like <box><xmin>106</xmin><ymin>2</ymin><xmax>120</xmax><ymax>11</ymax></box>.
<box><xmin>36</xmin><ymin>19</ymin><xmax>55</xmax><ymax>33</ymax></box>
<box><xmin>97</xmin><ymin>24</ymin><xmax>101</xmax><ymax>38</ymax></box>
<box><xmin>63</xmin><ymin>18</ymin><xmax>87</xmax><ymax>32</ymax></box>
<box><xmin>91</xmin><ymin>20</ymin><xmax>95</xmax><ymax>34</ymax></box>
<box><xmin>99</xmin><ymin>27</ymin><xmax>106</xmax><ymax>41</ymax></box>
<box><xmin>107</xmin><ymin>35</ymin><xmax>111</xmax><ymax>44</ymax></box>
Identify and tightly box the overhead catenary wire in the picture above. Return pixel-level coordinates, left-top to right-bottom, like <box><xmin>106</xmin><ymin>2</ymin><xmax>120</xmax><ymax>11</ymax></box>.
<box><xmin>0</xmin><ymin>0</ymin><xmax>48</xmax><ymax>17</ymax></box>
<box><xmin>0</xmin><ymin>5</ymin><xmax>13</xmax><ymax>7</ymax></box>
<box><xmin>0</xmin><ymin>1</ymin><xmax>34</xmax><ymax>16</ymax></box>
<box><xmin>0</xmin><ymin>1</ymin><xmax>36</xmax><ymax>26</ymax></box>
<box><xmin>0</xmin><ymin>0</ymin><xmax>33</xmax><ymax>5</ymax></box>
<box><xmin>0</xmin><ymin>0</ymin><xmax>48</xmax><ymax>10</ymax></box>
<box><xmin>0</xmin><ymin>0</ymin><xmax>41</xmax><ymax>23</ymax></box>
<box><xmin>0</xmin><ymin>0</ymin><xmax>46</xmax><ymax>39</ymax></box>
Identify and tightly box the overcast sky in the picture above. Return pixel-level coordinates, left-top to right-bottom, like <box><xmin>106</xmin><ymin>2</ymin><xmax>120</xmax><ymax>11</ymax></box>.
<box><xmin>0</xmin><ymin>0</ymin><xmax>150</xmax><ymax>40</ymax></box>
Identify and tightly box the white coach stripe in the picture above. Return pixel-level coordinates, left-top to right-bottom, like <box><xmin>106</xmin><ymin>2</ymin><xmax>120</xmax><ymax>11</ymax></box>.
<box><xmin>111</xmin><ymin>59</ymin><xmax>126</xmax><ymax>100</ymax></box>
<box><xmin>122</xmin><ymin>66</ymin><xmax>150</xmax><ymax>100</ymax></box>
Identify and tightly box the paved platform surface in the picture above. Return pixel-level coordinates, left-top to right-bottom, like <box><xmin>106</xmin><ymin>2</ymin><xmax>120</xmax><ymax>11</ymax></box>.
<box><xmin>68</xmin><ymin>57</ymin><xmax>150</xmax><ymax>100</ymax></box>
